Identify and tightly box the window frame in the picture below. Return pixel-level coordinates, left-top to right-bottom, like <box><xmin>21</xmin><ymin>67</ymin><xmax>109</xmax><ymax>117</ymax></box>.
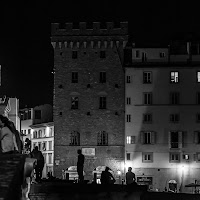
<box><xmin>99</xmin><ymin>96</ymin><xmax>107</xmax><ymax>109</ymax></box>
<box><xmin>72</xmin><ymin>72</ymin><xmax>78</xmax><ymax>83</ymax></box>
<box><xmin>143</xmin><ymin>71</ymin><xmax>152</xmax><ymax>84</ymax></box>
<box><xmin>69</xmin><ymin>131</ymin><xmax>80</xmax><ymax>146</ymax></box>
<box><xmin>100</xmin><ymin>50</ymin><xmax>106</xmax><ymax>58</ymax></box>
<box><xmin>126</xmin><ymin>75</ymin><xmax>131</xmax><ymax>83</ymax></box>
<box><xmin>169</xmin><ymin>113</ymin><xmax>180</xmax><ymax>123</ymax></box>
<box><xmin>100</xmin><ymin>71</ymin><xmax>106</xmax><ymax>83</ymax></box>
<box><xmin>127</xmin><ymin>97</ymin><xmax>131</xmax><ymax>105</ymax></box>
<box><xmin>142</xmin><ymin>152</ymin><xmax>153</xmax><ymax>163</ymax></box>
<box><xmin>126</xmin><ymin>136</ymin><xmax>135</xmax><ymax>144</ymax></box>
<box><xmin>143</xmin><ymin>92</ymin><xmax>152</xmax><ymax>105</ymax></box>
<box><xmin>170</xmin><ymin>92</ymin><xmax>180</xmax><ymax>105</ymax></box>
<box><xmin>126</xmin><ymin>114</ymin><xmax>131</xmax><ymax>122</ymax></box>
<box><xmin>143</xmin><ymin>113</ymin><xmax>152</xmax><ymax>123</ymax></box>
<box><xmin>97</xmin><ymin>131</ymin><xmax>108</xmax><ymax>146</ymax></box>
<box><xmin>169</xmin><ymin>152</ymin><xmax>180</xmax><ymax>163</ymax></box>
<box><xmin>126</xmin><ymin>153</ymin><xmax>131</xmax><ymax>160</ymax></box>
<box><xmin>72</xmin><ymin>51</ymin><xmax>78</xmax><ymax>59</ymax></box>
<box><xmin>197</xmin><ymin>71</ymin><xmax>200</xmax><ymax>83</ymax></box>
<box><xmin>170</xmin><ymin>71</ymin><xmax>179</xmax><ymax>83</ymax></box>
<box><xmin>71</xmin><ymin>97</ymin><xmax>79</xmax><ymax>109</ymax></box>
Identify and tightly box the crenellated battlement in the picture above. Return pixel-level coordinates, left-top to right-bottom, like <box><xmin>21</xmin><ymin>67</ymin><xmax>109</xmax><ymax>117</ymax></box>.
<box><xmin>51</xmin><ymin>22</ymin><xmax>128</xmax><ymax>36</ymax></box>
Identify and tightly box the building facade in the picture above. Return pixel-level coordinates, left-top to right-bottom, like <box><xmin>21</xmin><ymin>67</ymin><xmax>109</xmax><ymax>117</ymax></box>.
<box><xmin>30</xmin><ymin>122</ymin><xmax>54</xmax><ymax>178</ymax></box>
<box><xmin>20</xmin><ymin>104</ymin><xmax>53</xmax><ymax>153</ymax></box>
<box><xmin>51</xmin><ymin>22</ymin><xmax>128</xmax><ymax>180</ymax></box>
<box><xmin>125</xmin><ymin>42</ymin><xmax>200</xmax><ymax>193</ymax></box>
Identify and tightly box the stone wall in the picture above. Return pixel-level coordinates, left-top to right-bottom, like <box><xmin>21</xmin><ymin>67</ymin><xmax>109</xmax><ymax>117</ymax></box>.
<box><xmin>52</xmin><ymin>21</ymin><xmax>128</xmax><ymax>179</ymax></box>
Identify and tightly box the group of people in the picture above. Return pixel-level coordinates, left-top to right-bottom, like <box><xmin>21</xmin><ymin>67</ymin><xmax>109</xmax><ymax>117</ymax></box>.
<box><xmin>76</xmin><ymin>149</ymin><xmax>136</xmax><ymax>187</ymax></box>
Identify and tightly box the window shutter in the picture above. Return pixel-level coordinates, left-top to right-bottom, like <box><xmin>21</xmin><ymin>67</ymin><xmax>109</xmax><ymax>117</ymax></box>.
<box><xmin>194</xmin><ymin>131</ymin><xmax>198</xmax><ymax>144</ymax></box>
<box><xmin>151</xmin><ymin>132</ymin><xmax>156</xmax><ymax>144</ymax></box>
<box><xmin>178</xmin><ymin>131</ymin><xmax>183</xmax><ymax>148</ymax></box>
<box><xmin>168</xmin><ymin>132</ymin><xmax>171</xmax><ymax>148</ymax></box>
<box><xmin>140</xmin><ymin>131</ymin><xmax>144</xmax><ymax>144</ymax></box>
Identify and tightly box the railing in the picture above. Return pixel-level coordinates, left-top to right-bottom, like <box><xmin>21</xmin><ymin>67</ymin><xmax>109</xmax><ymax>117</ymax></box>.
<box><xmin>170</xmin><ymin>142</ymin><xmax>179</xmax><ymax>148</ymax></box>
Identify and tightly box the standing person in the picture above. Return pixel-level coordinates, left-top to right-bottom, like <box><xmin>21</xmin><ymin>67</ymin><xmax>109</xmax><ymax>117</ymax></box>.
<box><xmin>77</xmin><ymin>149</ymin><xmax>85</xmax><ymax>183</ymax></box>
<box><xmin>126</xmin><ymin>167</ymin><xmax>136</xmax><ymax>185</ymax></box>
<box><xmin>125</xmin><ymin>167</ymin><xmax>137</xmax><ymax>197</ymax></box>
<box><xmin>30</xmin><ymin>146</ymin><xmax>44</xmax><ymax>183</ymax></box>
<box><xmin>0</xmin><ymin>115</ymin><xmax>18</xmax><ymax>153</ymax></box>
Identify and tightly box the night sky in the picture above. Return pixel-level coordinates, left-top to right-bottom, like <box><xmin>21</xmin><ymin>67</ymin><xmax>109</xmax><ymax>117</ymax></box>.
<box><xmin>0</xmin><ymin>1</ymin><xmax>200</xmax><ymax>108</ymax></box>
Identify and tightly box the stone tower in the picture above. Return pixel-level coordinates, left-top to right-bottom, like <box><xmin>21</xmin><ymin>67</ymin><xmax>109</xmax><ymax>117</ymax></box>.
<box><xmin>51</xmin><ymin>22</ymin><xmax>128</xmax><ymax>180</ymax></box>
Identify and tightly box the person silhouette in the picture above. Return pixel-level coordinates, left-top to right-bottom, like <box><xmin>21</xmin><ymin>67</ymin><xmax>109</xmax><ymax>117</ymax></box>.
<box><xmin>77</xmin><ymin>149</ymin><xmax>85</xmax><ymax>183</ymax></box>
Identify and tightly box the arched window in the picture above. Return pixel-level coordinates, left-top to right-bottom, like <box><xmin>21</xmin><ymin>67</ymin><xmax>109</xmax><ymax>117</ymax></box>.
<box><xmin>97</xmin><ymin>131</ymin><xmax>108</xmax><ymax>146</ymax></box>
<box><xmin>70</xmin><ymin>131</ymin><xmax>80</xmax><ymax>146</ymax></box>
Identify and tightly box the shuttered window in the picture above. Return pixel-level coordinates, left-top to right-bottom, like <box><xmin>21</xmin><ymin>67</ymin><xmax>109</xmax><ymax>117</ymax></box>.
<box><xmin>140</xmin><ymin>131</ymin><xmax>156</xmax><ymax>144</ymax></box>
<box><xmin>168</xmin><ymin>131</ymin><xmax>183</xmax><ymax>149</ymax></box>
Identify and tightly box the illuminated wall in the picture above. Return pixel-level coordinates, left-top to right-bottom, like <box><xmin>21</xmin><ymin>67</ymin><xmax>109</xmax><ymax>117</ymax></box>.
<box><xmin>125</xmin><ymin>45</ymin><xmax>200</xmax><ymax>193</ymax></box>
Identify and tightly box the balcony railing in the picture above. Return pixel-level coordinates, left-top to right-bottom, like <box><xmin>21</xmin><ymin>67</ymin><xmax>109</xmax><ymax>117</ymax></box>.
<box><xmin>170</xmin><ymin>142</ymin><xmax>179</xmax><ymax>148</ymax></box>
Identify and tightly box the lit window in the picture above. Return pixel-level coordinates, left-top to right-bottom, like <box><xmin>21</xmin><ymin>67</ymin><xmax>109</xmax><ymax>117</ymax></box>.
<box><xmin>169</xmin><ymin>153</ymin><xmax>180</xmax><ymax>162</ymax></box>
<box><xmin>126</xmin><ymin>114</ymin><xmax>131</xmax><ymax>122</ymax></box>
<box><xmin>71</xmin><ymin>97</ymin><xmax>79</xmax><ymax>109</ymax></box>
<box><xmin>72</xmin><ymin>72</ymin><xmax>78</xmax><ymax>83</ymax></box>
<box><xmin>142</xmin><ymin>152</ymin><xmax>153</xmax><ymax>162</ymax></box>
<box><xmin>170</xmin><ymin>71</ymin><xmax>179</xmax><ymax>83</ymax></box>
<box><xmin>100</xmin><ymin>72</ymin><xmax>106</xmax><ymax>83</ymax></box>
<box><xmin>33</xmin><ymin>131</ymin><xmax>37</xmax><ymax>138</ymax></box>
<box><xmin>49</xmin><ymin>128</ymin><xmax>53</xmax><ymax>137</ymax></box>
<box><xmin>143</xmin><ymin>72</ymin><xmax>152</xmax><ymax>84</ymax></box>
<box><xmin>48</xmin><ymin>153</ymin><xmax>53</xmax><ymax>164</ymax></box>
<box><xmin>70</xmin><ymin>131</ymin><xmax>80</xmax><ymax>146</ymax></box>
<box><xmin>38</xmin><ymin>130</ymin><xmax>42</xmax><ymax>138</ymax></box>
<box><xmin>99</xmin><ymin>97</ymin><xmax>106</xmax><ymax>109</ymax></box>
<box><xmin>97</xmin><ymin>131</ymin><xmax>108</xmax><ymax>146</ymax></box>
<box><xmin>197</xmin><ymin>72</ymin><xmax>200</xmax><ymax>82</ymax></box>
<box><xmin>48</xmin><ymin>141</ymin><xmax>52</xmax><ymax>150</ymax></box>
<box><xmin>126</xmin><ymin>136</ymin><xmax>135</xmax><ymax>144</ymax></box>
<box><xmin>127</xmin><ymin>97</ymin><xmax>131</xmax><ymax>105</ymax></box>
